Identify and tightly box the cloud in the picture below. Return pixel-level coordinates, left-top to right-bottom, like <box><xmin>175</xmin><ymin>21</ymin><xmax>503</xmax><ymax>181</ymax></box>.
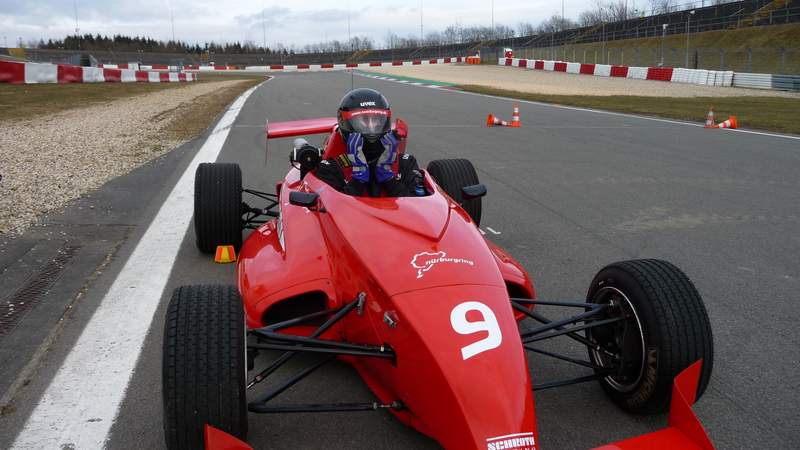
<box><xmin>2</xmin><ymin>0</ymin><xmax>593</xmax><ymax>48</ymax></box>
<box><xmin>235</xmin><ymin>7</ymin><xmax>291</xmax><ymax>28</ymax></box>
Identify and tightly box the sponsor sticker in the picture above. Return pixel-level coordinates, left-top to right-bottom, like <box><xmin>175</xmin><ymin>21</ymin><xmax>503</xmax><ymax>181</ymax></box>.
<box><xmin>486</xmin><ymin>432</ymin><xmax>536</xmax><ymax>450</ymax></box>
<box><xmin>410</xmin><ymin>251</ymin><xmax>474</xmax><ymax>279</ymax></box>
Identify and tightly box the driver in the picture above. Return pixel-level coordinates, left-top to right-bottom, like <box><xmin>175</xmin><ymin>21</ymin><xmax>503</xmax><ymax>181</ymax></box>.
<box><xmin>315</xmin><ymin>88</ymin><xmax>424</xmax><ymax>197</ymax></box>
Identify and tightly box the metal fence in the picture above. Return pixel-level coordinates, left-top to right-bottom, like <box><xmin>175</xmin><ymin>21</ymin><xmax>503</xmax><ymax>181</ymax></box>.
<box><xmin>499</xmin><ymin>1</ymin><xmax>799</xmax><ymax>51</ymax></box>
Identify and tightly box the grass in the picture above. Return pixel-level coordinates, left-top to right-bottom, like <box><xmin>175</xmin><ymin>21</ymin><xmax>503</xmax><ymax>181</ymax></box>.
<box><xmin>162</xmin><ymin>77</ymin><xmax>263</xmax><ymax>141</ymax></box>
<box><xmin>0</xmin><ymin>72</ymin><xmax>266</xmax><ymax>123</ymax></box>
<box><xmin>510</xmin><ymin>23</ymin><xmax>800</xmax><ymax>74</ymax></box>
<box><xmin>459</xmin><ymin>84</ymin><xmax>800</xmax><ymax>135</ymax></box>
<box><xmin>360</xmin><ymin>70</ymin><xmax>456</xmax><ymax>86</ymax></box>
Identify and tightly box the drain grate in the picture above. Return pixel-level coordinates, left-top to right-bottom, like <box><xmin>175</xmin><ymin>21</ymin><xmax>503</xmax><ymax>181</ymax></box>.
<box><xmin>0</xmin><ymin>245</ymin><xmax>81</xmax><ymax>338</ymax></box>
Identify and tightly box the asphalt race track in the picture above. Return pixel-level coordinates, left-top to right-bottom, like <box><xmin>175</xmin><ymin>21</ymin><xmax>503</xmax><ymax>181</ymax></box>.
<box><xmin>1</xmin><ymin>71</ymin><xmax>799</xmax><ymax>449</ymax></box>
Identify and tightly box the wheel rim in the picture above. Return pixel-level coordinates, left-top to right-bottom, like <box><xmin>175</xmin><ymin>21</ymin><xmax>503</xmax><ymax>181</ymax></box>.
<box><xmin>588</xmin><ymin>286</ymin><xmax>646</xmax><ymax>393</ymax></box>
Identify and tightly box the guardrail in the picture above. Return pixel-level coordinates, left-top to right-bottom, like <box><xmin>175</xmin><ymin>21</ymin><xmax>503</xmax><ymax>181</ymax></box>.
<box><xmin>733</xmin><ymin>72</ymin><xmax>800</xmax><ymax>90</ymax></box>
<box><xmin>500</xmin><ymin>57</ymin><xmax>800</xmax><ymax>92</ymax></box>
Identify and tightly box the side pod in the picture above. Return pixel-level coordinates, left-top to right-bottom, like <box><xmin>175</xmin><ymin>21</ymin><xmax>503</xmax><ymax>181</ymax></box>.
<box><xmin>593</xmin><ymin>360</ymin><xmax>715</xmax><ymax>450</ymax></box>
<box><xmin>205</xmin><ymin>425</ymin><xmax>253</xmax><ymax>450</ymax></box>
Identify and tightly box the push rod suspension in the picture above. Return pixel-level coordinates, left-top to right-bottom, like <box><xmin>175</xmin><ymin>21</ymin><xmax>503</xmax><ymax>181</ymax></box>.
<box><xmin>249</xmin><ymin>342</ymin><xmax>395</xmax><ymax>359</ymax></box>
<box><xmin>532</xmin><ymin>373</ymin><xmax>611</xmax><ymax>391</ymax></box>
<box><xmin>520</xmin><ymin>305</ymin><xmax>609</xmax><ymax>339</ymax></box>
<box><xmin>257</xmin><ymin>307</ymin><xmax>342</xmax><ymax>333</ymax></box>
<box><xmin>247</xmin><ymin>297</ymin><xmax>360</xmax><ymax>389</ymax></box>
<box><xmin>524</xmin><ymin>345</ymin><xmax>608</xmax><ymax>370</ymax></box>
<box><xmin>523</xmin><ymin>316</ymin><xmax>624</xmax><ymax>344</ymax></box>
<box><xmin>511</xmin><ymin>301</ymin><xmax>618</xmax><ymax>358</ymax></box>
<box><xmin>253</xmin><ymin>332</ymin><xmax>393</xmax><ymax>355</ymax></box>
<box><xmin>511</xmin><ymin>298</ymin><xmax>604</xmax><ymax>308</ymax></box>
<box><xmin>248</xmin><ymin>357</ymin><xmax>333</xmax><ymax>409</ymax></box>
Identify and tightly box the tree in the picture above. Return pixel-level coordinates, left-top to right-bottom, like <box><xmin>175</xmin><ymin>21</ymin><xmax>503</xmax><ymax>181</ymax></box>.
<box><xmin>649</xmin><ymin>0</ymin><xmax>677</xmax><ymax>15</ymax></box>
<box><xmin>517</xmin><ymin>22</ymin><xmax>536</xmax><ymax>37</ymax></box>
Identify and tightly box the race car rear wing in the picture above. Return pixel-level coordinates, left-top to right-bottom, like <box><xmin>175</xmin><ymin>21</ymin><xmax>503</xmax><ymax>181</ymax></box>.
<box><xmin>264</xmin><ymin>117</ymin><xmax>337</xmax><ymax>165</ymax></box>
<box><xmin>593</xmin><ymin>360</ymin><xmax>714</xmax><ymax>450</ymax></box>
<box><xmin>266</xmin><ymin>117</ymin><xmax>338</xmax><ymax>139</ymax></box>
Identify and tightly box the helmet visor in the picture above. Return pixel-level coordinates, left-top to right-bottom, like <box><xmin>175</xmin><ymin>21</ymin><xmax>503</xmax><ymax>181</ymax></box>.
<box><xmin>342</xmin><ymin>109</ymin><xmax>390</xmax><ymax>136</ymax></box>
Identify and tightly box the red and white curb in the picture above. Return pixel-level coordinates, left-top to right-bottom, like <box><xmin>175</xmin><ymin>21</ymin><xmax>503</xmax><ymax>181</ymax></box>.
<box><xmin>0</xmin><ymin>60</ymin><xmax>196</xmax><ymax>84</ymax></box>
<box><xmin>499</xmin><ymin>57</ymin><xmax>734</xmax><ymax>87</ymax></box>
<box><xmin>96</xmin><ymin>56</ymin><xmax>465</xmax><ymax>73</ymax></box>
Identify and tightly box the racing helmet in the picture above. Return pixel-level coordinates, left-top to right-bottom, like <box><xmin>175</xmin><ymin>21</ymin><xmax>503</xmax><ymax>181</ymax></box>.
<box><xmin>337</xmin><ymin>88</ymin><xmax>391</xmax><ymax>143</ymax></box>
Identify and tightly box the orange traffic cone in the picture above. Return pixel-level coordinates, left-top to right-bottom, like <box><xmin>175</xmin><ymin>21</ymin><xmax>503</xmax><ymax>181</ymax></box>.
<box><xmin>716</xmin><ymin>116</ymin><xmax>738</xmax><ymax>129</ymax></box>
<box><xmin>214</xmin><ymin>245</ymin><xmax>237</xmax><ymax>264</ymax></box>
<box><xmin>704</xmin><ymin>107</ymin><xmax>715</xmax><ymax>128</ymax></box>
<box><xmin>510</xmin><ymin>105</ymin><xmax>521</xmax><ymax>127</ymax></box>
<box><xmin>486</xmin><ymin>113</ymin><xmax>509</xmax><ymax>127</ymax></box>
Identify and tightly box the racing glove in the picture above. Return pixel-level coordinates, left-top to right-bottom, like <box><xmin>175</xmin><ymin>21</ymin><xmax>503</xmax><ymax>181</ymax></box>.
<box><xmin>346</xmin><ymin>132</ymin><xmax>370</xmax><ymax>184</ymax></box>
<box><xmin>375</xmin><ymin>132</ymin><xmax>399</xmax><ymax>184</ymax></box>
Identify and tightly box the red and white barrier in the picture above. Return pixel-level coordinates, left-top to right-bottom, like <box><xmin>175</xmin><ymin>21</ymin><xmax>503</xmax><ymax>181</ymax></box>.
<box><xmin>0</xmin><ymin>60</ymin><xmax>196</xmax><ymax>84</ymax></box>
<box><xmin>500</xmin><ymin>57</ymin><xmax>734</xmax><ymax>87</ymax></box>
<box><xmin>172</xmin><ymin>56</ymin><xmax>465</xmax><ymax>73</ymax></box>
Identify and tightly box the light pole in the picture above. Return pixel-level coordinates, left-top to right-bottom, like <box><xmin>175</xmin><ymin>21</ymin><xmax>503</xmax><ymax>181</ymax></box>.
<box><xmin>261</xmin><ymin>0</ymin><xmax>267</xmax><ymax>54</ymax></box>
<box><xmin>601</xmin><ymin>21</ymin><xmax>605</xmax><ymax>64</ymax></box>
<box><xmin>685</xmin><ymin>10</ymin><xmax>695</xmax><ymax>68</ymax></box>
<box><xmin>491</xmin><ymin>0</ymin><xmax>494</xmax><ymax>41</ymax></box>
<box><xmin>660</xmin><ymin>23</ymin><xmax>667</xmax><ymax>66</ymax></box>
<box><xmin>420</xmin><ymin>0</ymin><xmax>424</xmax><ymax>45</ymax></box>
<box><xmin>73</xmin><ymin>0</ymin><xmax>80</xmax><ymax>49</ymax></box>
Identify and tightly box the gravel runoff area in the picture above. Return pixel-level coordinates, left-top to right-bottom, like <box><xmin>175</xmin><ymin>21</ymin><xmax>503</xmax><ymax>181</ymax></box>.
<box><xmin>366</xmin><ymin>64</ymin><xmax>800</xmax><ymax>98</ymax></box>
<box><xmin>0</xmin><ymin>79</ymin><xmax>255</xmax><ymax>235</ymax></box>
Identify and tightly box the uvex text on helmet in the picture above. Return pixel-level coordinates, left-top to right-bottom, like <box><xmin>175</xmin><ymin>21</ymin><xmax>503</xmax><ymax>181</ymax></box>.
<box><xmin>337</xmin><ymin>88</ymin><xmax>391</xmax><ymax>141</ymax></box>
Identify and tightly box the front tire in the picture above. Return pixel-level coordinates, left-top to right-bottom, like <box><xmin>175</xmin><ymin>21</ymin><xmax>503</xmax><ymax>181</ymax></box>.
<box><xmin>162</xmin><ymin>285</ymin><xmax>248</xmax><ymax>450</ymax></box>
<box><xmin>427</xmin><ymin>159</ymin><xmax>482</xmax><ymax>226</ymax></box>
<box><xmin>586</xmin><ymin>259</ymin><xmax>713</xmax><ymax>414</ymax></box>
<box><xmin>194</xmin><ymin>163</ymin><xmax>242</xmax><ymax>253</ymax></box>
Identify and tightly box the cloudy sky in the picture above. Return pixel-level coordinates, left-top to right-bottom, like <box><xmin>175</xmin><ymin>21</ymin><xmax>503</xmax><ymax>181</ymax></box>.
<box><xmin>0</xmin><ymin>0</ymin><xmax>613</xmax><ymax>48</ymax></box>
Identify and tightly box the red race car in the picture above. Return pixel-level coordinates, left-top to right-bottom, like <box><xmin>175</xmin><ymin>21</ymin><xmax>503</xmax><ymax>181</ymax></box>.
<box><xmin>161</xmin><ymin>117</ymin><xmax>715</xmax><ymax>450</ymax></box>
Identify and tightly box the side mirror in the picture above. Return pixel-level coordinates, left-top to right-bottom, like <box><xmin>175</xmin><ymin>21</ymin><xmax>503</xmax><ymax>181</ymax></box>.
<box><xmin>461</xmin><ymin>184</ymin><xmax>487</xmax><ymax>200</ymax></box>
<box><xmin>289</xmin><ymin>191</ymin><xmax>319</xmax><ymax>208</ymax></box>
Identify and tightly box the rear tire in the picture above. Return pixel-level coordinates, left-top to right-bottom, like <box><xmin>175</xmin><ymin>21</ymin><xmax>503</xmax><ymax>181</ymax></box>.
<box><xmin>194</xmin><ymin>163</ymin><xmax>242</xmax><ymax>253</ymax></box>
<box><xmin>586</xmin><ymin>259</ymin><xmax>713</xmax><ymax>414</ymax></box>
<box><xmin>162</xmin><ymin>285</ymin><xmax>248</xmax><ymax>450</ymax></box>
<box><xmin>427</xmin><ymin>159</ymin><xmax>482</xmax><ymax>226</ymax></box>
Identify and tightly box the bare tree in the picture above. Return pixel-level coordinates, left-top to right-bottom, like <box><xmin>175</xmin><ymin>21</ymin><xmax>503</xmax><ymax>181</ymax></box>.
<box><xmin>517</xmin><ymin>22</ymin><xmax>536</xmax><ymax>37</ymax></box>
<box><xmin>537</xmin><ymin>14</ymin><xmax>579</xmax><ymax>34</ymax></box>
<box><xmin>606</xmin><ymin>1</ymin><xmax>630</xmax><ymax>21</ymax></box>
<box><xmin>649</xmin><ymin>0</ymin><xmax>677</xmax><ymax>15</ymax></box>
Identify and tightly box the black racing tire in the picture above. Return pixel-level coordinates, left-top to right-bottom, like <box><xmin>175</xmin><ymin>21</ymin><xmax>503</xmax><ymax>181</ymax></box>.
<box><xmin>162</xmin><ymin>285</ymin><xmax>248</xmax><ymax>450</ymax></box>
<box><xmin>585</xmin><ymin>259</ymin><xmax>713</xmax><ymax>415</ymax></box>
<box><xmin>194</xmin><ymin>163</ymin><xmax>242</xmax><ymax>253</ymax></box>
<box><xmin>426</xmin><ymin>159</ymin><xmax>482</xmax><ymax>226</ymax></box>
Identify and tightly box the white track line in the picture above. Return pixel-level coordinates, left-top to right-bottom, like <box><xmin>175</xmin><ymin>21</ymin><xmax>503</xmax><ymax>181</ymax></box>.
<box><xmin>11</xmin><ymin>80</ymin><xmax>266</xmax><ymax>449</ymax></box>
<box><xmin>354</xmin><ymin>72</ymin><xmax>800</xmax><ymax>142</ymax></box>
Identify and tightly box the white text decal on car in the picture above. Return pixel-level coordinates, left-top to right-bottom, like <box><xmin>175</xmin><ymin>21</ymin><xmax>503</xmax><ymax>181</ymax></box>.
<box><xmin>411</xmin><ymin>251</ymin><xmax>474</xmax><ymax>279</ymax></box>
<box><xmin>486</xmin><ymin>432</ymin><xmax>536</xmax><ymax>450</ymax></box>
<box><xmin>450</xmin><ymin>301</ymin><xmax>502</xmax><ymax>360</ymax></box>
